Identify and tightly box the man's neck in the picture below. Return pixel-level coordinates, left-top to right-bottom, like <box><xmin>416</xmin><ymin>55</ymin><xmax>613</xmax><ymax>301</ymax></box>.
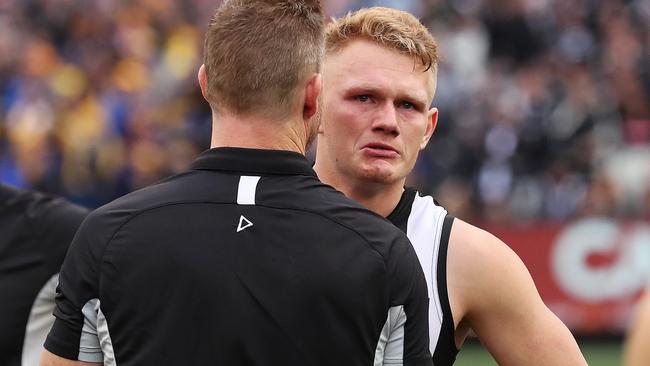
<box><xmin>348</xmin><ymin>183</ymin><xmax>405</xmax><ymax>218</ymax></box>
<box><xmin>314</xmin><ymin>163</ymin><xmax>405</xmax><ymax>217</ymax></box>
<box><xmin>210</xmin><ymin>112</ymin><xmax>307</xmax><ymax>154</ymax></box>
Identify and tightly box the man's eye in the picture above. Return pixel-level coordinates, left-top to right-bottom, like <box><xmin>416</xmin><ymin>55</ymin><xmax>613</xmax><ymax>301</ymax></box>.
<box><xmin>356</xmin><ymin>95</ymin><xmax>370</xmax><ymax>102</ymax></box>
<box><xmin>400</xmin><ymin>101</ymin><xmax>415</xmax><ymax>110</ymax></box>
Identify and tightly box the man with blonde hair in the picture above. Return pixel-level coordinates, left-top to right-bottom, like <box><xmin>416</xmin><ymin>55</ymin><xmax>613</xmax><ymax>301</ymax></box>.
<box><xmin>40</xmin><ymin>1</ymin><xmax>432</xmax><ymax>365</ymax></box>
<box><xmin>314</xmin><ymin>7</ymin><xmax>588</xmax><ymax>365</ymax></box>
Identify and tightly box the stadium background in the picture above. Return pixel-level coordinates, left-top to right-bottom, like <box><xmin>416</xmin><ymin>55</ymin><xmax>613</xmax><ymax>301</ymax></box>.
<box><xmin>0</xmin><ymin>0</ymin><xmax>648</xmax><ymax>364</ymax></box>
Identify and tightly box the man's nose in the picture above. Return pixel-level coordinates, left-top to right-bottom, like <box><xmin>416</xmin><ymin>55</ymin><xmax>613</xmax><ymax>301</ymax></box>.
<box><xmin>371</xmin><ymin>102</ymin><xmax>400</xmax><ymax>136</ymax></box>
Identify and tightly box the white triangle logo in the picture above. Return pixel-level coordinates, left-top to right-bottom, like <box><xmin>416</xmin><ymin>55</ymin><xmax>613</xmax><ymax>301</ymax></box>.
<box><xmin>237</xmin><ymin>215</ymin><xmax>253</xmax><ymax>232</ymax></box>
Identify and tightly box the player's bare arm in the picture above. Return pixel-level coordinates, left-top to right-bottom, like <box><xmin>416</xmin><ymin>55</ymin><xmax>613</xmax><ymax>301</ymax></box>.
<box><xmin>624</xmin><ymin>288</ymin><xmax>650</xmax><ymax>366</ymax></box>
<box><xmin>447</xmin><ymin>219</ymin><xmax>588</xmax><ymax>366</ymax></box>
<box><xmin>39</xmin><ymin>350</ymin><xmax>100</xmax><ymax>366</ymax></box>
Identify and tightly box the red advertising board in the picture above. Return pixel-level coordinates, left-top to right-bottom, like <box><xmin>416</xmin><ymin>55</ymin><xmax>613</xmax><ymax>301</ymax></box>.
<box><xmin>481</xmin><ymin>218</ymin><xmax>650</xmax><ymax>335</ymax></box>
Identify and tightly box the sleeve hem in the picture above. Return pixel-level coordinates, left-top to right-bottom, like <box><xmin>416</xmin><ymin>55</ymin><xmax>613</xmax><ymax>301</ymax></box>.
<box><xmin>44</xmin><ymin>336</ymin><xmax>79</xmax><ymax>361</ymax></box>
<box><xmin>78</xmin><ymin>349</ymin><xmax>104</xmax><ymax>363</ymax></box>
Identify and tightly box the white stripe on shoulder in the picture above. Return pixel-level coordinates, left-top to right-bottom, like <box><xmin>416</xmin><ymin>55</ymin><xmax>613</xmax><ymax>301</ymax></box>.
<box><xmin>237</xmin><ymin>176</ymin><xmax>261</xmax><ymax>205</ymax></box>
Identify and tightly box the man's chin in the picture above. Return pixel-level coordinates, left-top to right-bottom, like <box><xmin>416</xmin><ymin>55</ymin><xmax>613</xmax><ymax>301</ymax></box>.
<box><xmin>357</xmin><ymin>168</ymin><xmax>399</xmax><ymax>185</ymax></box>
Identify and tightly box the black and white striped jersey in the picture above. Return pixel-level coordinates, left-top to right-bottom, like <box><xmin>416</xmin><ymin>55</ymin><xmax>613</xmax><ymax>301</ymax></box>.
<box><xmin>0</xmin><ymin>184</ymin><xmax>88</xmax><ymax>366</ymax></box>
<box><xmin>44</xmin><ymin>147</ymin><xmax>433</xmax><ymax>366</ymax></box>
<box><xmin>387</xmin><ymin>188</ymin><xmax>458</xmax><ymax>366</ymax></box>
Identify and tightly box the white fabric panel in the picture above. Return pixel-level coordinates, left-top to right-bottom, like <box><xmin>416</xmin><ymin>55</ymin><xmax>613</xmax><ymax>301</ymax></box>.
<box><xmin>374</xmin><ymin>310</ymin><xmax>391</xmax><ymax>366</ymax></box>
<box><xmin>22</xmin><ymin>274</ymin><xmax>59</xmax><ymax>366</ymax></box>
<box><xmin>78</xmin><ymin>299</ymin><xmax>116</xmax><ymax>364</ymax></box>
<box><xmin>79</xmin><ymin>299</ymin><xmax>103</xmax><ymax>362</ymax></box>
<box><xmin>374</xmin><ymin>305</ymin><xmax>406</xmax><ymax>365</ymax></box>
<box><xmin>97</xmin><ymin>303</ymin><xmax>116</xmax><ymax>366</ymax></box>
<box><xmin>406</xmin><ymin>194</ymin><xmax>447</xmax><ymax>354</ymax></box>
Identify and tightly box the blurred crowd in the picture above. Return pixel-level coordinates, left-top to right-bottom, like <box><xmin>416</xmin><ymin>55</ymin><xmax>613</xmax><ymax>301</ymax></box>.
<box><xmin>0</xmin><ymin>0</ymin><xmax>649</xmax><ymax>221</ymax></box>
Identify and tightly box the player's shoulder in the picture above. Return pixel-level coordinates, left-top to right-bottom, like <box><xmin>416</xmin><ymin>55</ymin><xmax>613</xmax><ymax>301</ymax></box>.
<box><xmin>393</xmin><ymin>187</ymin><xmax>445</xmax><ymax>212</ymax></box>
<box><xmin>387</xmin><ymin>187</ymin><xmax>447</xmax><ymax>229</ymax></box>
<box><xmin>447</xmin><ymin>218</ymin><xmax>532</xmax><ymax>302</ymax></box>
<box><xmin>410</xmin><ymin>188</ymin><xmax>448</xmax><ymax>215</ymax></box>
<box><xmin>449</xmin><ymin>219</ymin><xmax>519</xmax><ymax>267</ymax></box>
<box><xmin>0</xmin><ymin>182</ymin><xmax>35</xmax><ymax>206</ymax></box>
<box><xmin>95</xmin><ymin>168</ymin><xmax>221</xmax><ymax>216</ymax></box>
<box><xmin>0</xmin><ymin>183</ymin><xmax>56</xmax><ymax>218</ymax></box>
<box><xmin>0</xmin><ymin>183</ymin><xmax>88</xmax><ymax>228</ymax></box>
<box><xmin>82</xmin><ymin>172</ymin><xmax>198</xmax><ymax>234</ymax></box>
<box><xmin>298</xmin><ymin>181</ymin><xmax>412</xmax><ymax>258</ymax></box>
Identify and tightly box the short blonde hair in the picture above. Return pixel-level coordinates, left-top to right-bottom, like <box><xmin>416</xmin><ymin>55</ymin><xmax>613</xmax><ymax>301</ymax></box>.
<box><xmin>204</xmin><ymin>0</ymin><xmax>324</xmax><ymax>118</ymax></box>
<box><xmin>325</xmin><ymin>7</ymin><xmax>438</xmax><ymax>72</ymax></box>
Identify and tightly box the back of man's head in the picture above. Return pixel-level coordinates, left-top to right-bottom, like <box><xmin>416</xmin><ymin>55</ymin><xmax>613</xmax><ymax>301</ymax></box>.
<box><xmin>203</xmin><ymin>0</ymin><xmax>324</xmax><ymax>119</ymax></box>
<box><xmin>325</xmin><ymin>7</ymin><xmax>438</xmax><ymax>83</ymax></box>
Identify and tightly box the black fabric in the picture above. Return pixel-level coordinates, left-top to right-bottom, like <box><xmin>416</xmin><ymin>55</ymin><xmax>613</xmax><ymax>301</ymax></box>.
<box><xmin>386</xmin><ymin>187</ymin><xmax>416</xmax><ymax>234</ymax></box>
<box><xmin>0</xmin><ymin>184</ymin><xmax>88</xmax><ymax>366</ymax></box>
<box><xmin>432</xmin><ymin>215</ymin><xmax>458</xmax><ymax>365</ymax></box>
<box><xmin>191</xmin><ymin>147</ymin><xmax>318</xmax><ymax>177</ymax></box>
<box><xmin>45</xmin><ymin>147</ymin><xmax>432</xmax><ymax>366</ymax></box>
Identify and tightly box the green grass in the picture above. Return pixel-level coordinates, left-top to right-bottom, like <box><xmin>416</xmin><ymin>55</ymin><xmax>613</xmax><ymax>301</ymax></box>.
<box><xmin>454</xmin><ymin>340</ymin><xmax>622</xmax><ymax>365</ymax></box>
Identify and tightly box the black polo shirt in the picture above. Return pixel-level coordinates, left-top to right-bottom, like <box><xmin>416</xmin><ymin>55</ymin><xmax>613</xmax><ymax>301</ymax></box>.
<box><xmin>45</xmin><ymin>148</ymin><xmax>432</xmax><ymax>366</ymax></box>
<box><xmin>0</xmin><ymin>184</ymin><xmax>88</xmax><ymax>366</ymax></box>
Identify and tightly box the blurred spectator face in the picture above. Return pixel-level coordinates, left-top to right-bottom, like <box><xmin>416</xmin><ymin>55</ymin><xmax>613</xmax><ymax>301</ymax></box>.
<box><xmin>318</xmin><ymin>40</ymin><xmax>437</xmax><ymax>185</ymax></box>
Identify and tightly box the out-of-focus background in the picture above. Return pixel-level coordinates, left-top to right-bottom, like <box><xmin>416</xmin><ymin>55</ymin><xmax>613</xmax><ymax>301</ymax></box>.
<box><xmin>0</xmin><ymin>0</ymin><xmax>648</xmax><ymax>363</ymax></box>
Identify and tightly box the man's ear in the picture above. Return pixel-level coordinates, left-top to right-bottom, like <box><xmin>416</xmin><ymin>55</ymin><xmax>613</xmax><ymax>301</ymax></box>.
<box><xmin>303</xmin><ymin>73</ymin><xmax>322</xmax><ymax>120</ymax></box>
<box><xmin>421</xmin><ymin>107</ymin><xmax>438</xmax><ymax>150</ymax></box>
<box><xmin>198</xmin><ymin>64</ymin><xmax>209</xmax><ymax>102</ymax></box>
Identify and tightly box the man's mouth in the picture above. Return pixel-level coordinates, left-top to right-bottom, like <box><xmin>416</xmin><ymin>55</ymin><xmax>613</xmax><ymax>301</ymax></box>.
<box><xmin>361</xmin><ymin>143</ymin><xmax>399</xmax><ymax>158</ymax></box>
